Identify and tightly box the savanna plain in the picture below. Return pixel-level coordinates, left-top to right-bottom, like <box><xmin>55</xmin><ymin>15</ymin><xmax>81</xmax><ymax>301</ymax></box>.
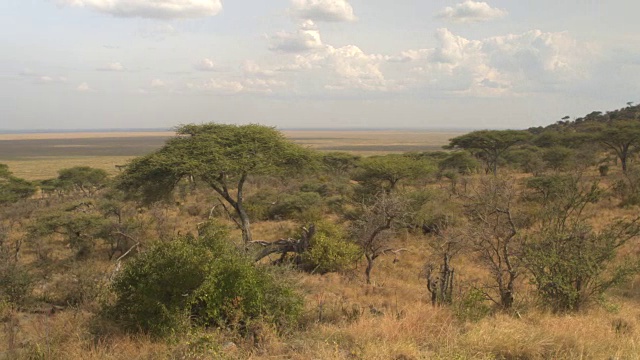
<box><xmin>2</xmin><ymin>116</ymin><xmax>640</xmax><ymax>360</ymax></box>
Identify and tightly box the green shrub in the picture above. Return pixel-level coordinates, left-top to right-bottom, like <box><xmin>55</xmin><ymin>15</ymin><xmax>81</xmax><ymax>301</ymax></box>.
<box><xmin>298</xmin><ymin>221</ymin><xmax>361</xmax><ymax>274</ymax></box>
<box><xmin>107</xmin><ymin>222</ymin><xmax>302</xmax><ymax>337</ymax></box>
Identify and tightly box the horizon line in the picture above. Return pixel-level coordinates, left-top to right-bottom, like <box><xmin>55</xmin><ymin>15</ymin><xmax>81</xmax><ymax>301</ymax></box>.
<box><xmin>0</xmin><ymin>126</ymin><xmax>509</xmax><ymax>135</ymax></box>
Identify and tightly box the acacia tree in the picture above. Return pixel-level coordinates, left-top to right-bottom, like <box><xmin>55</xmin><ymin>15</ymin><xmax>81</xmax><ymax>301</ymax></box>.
<box><xmin>57</xmin><ymin>166</ymin><xmax>109</xmax><ymax>196</ymax></box>
<box><xmin>352</xmin><ymin>154</ymin><xmax>434</xmax><ymax>194</ymax></box>
<box><xmin>0</xmin><ymin>164</ymin><xmax>36</xmax><ymax>205</ymax></box>
<box><xmin>117</xmin><ymin>123</ymin><xmax>313</xmax><ymax>244</ymax></box>
<box><xmin>592</xmin><ymin>120</ymin><xmax>640</xmax><ymax>172</ymax></box>
<box><xmin>445</xmin><ymin>130</ymin><xmax>531</xmax><ymax>176</ymax></box>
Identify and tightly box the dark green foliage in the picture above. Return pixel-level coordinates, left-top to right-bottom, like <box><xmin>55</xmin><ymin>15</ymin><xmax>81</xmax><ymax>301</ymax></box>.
<box><xmin>321</xmin><ymin>152</ymin><xmax>360</xmax><ymax>176</ymax></box>
<box><xmin>107</xmin><ymin>222</ymin><xmax>302</xmax><ymax>337</ymax></box>
<box><xmin>352</xmin><ymin>154</ymin><xmax>434</xmax><ymax>194</ymax></box>
<box><xmin>57</xmin><ymin>166</ymin><xmax>109</xmax><ymax>195</ymax></box>
<box><xmin>503</xmin><ymin>147</ymin><xmax>544</xmax><ymax>175</ymax></box>
<box><xmin>438</xmin><ymin>151</ymin><xmax>480</xmax><ymax>175</ymax></box>
<box><xmin>117</xmin><ymin>123</ymin><xmax>314</xmax><ymax>243</ymax></box>
<box><xmin>445</xmin><ymin>130</ymin><xmax>532</xmax><ymax>175</ymax></box>
<box><xmin>0</xmin><ymin>164</ymin><xmax>36</xmax><ymax>205</ymax></box>
<box><xmin>542</xmin><ymin>146</ymin><xmax>576</xmax><ymax>171</ymax></box>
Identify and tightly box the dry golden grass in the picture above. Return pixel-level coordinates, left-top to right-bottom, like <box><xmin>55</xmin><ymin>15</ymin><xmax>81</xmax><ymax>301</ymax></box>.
<box><xmin>2</xmin><ymin>156</ymin><xmax>135</xmax><ymax>180</ymax></box>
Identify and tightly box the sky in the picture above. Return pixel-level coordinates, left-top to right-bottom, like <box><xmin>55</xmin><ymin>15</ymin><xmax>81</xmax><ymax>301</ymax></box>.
<box><xmin>1</xmin><ymin>0</ymin><xmax>639</xmax><ymax>131</ymax></box>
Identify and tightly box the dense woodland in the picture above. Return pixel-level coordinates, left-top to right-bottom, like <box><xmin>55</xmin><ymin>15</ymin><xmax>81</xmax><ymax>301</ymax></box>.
<box><xmin>2</xmin><ymin>104</ymin><xmax>640</xmax><ymax>359</ymax></box>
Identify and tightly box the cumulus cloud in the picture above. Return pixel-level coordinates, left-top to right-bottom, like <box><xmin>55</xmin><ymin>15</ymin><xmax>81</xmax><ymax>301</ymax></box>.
<box><xmin>269</xmin><ymin>20</ymin><xmax>324</xmax><ymax>53</ymax></box>
<box><xmin>390</xmin><ymin>28</ymin><xmax>594</xmax><ymax>96</ymax></box>
<box><xmin>437</xmin><ymin>1</ymin><xmax>507</xmax><ymax>23</ymax></box>
<box><xmin>57</xmin><ymin>0</ymin><xmax>222</xmax><ymax>20</ymax></box>
<box><xmin>290</xmin><ymin>0</ymin><xmax>356</xmax><ymax>22</ymax></box>
<box><xmin>97</xmin><ymin>62</ymin><xmax>124</xmax><ymax>71</ymax></box>
<box><xmin>194</xmin><ymin>58</ymin><xmax>220</xmax><ymax>71</ymax></box>
<box><xmin>77</xmin><ymin>82</ymin><xmax>92</xmax><ymax>92</ymax></box>
<box><xmin>242</xmin><ymin>61</ymin><xmax>276</xmax><ymax>78</ymax></box>
<box><xmin>282</xmin><ymin>43</ymin><xmax>393</xmax><ymax>91</ymax></box>
<box><xmin>150</xmin><ymin>79</ymin><xmax>166</xmax><ymax>88</ymax></box>
<box><xmin>188</xmin><ymin>77</ymin><xmax>286</xmax><ymax>95</ymax></box>
<box><xmin>37</xmin><ymin>76</ymin><xmax>68</xmax><ymax>83</ymax></box>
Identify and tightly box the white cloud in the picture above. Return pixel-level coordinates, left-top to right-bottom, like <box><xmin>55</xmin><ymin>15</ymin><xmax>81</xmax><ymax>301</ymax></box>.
<box><xmin>437</xmin><ymin>1</ymin><xmax>507</xmax><ymax>23</ymax></box>
<box><xmin>242</xmin><ymin>61</ymin><xmax>276</xmax><ymax>78</ymax></box>
<box><xmin>390</xmin><ymin>28</ymin><xmax>594</xmax><ymax>96</ymax></box>
<box><xmin>77</xmin><ymin>82</ymin><xmax>92</xmax><ymax>92</ymax></box>
<box><xmin>284</xmin><ymin>43</ymin><xmax>393</xmax><ymax>91</ymax></box>
<box><xmin>150</xmin><ymin>79</ymin><xmax>166</xmax><ymax>88</ymax></box>
<box><xmin>58</xmin><ymin>0</ymin><xmax>222</xmax><ymax>20</ymax></box>
<box><xmin>97</xmin><ymin>62</ymin><xmax>124</xmax><ymax>71</ymax></box>
<box><xmin>194</xmin><ymin>58</ymin><xmax>220</xmax><ymax>71</ymax></box>
<box><xmin>37</xmin><ymin>76</ymin><xmax>68</xmax><ymax>83</ymax></box>
<box><xmin>291</xmin><ymin>0</ymin><xmax>356</xmax><ymax>22</ymax></box>
<box><xmin>188</xmin><ymin>77</ymin><xmax>286</xmax><ymax>95</ymax></box>
<box><xmin>269</xmin><ymin>20</ymin><xmax>324</xmax><ymax>53</ymax></box>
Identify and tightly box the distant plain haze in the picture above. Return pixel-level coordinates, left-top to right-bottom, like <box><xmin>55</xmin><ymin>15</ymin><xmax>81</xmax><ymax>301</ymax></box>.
<box><xmin>1</xmin><ymin>0</ymin><xmax>639</xmax><ymax>131</ymax></box>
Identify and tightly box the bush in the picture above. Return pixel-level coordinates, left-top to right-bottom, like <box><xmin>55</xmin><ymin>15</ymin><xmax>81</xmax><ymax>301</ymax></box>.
<box><xmin>244</xmin><ymin>189</ymin><xmax>279</xmax><ymax>221</ymax></box>
<box><xmin>300</xmin><ymin>224</ymin><xmax>361</xmax><ymax>273</ymax></box>
<box><xmin>0</xmin><ymin>262</ymin><xmax>32</xmax><ymax>304</ymax></box>
<box><xmin>106</xmin><ymin>222</ymin><xmax>302</xmax><ymax>337</ymax></box>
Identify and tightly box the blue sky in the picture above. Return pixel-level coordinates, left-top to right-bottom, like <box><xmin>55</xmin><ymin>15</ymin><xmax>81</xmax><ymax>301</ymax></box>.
<box><xmin>1</xmin><ymin>0</ymin><xmax>639</xmax><ymax>130</ymax></box>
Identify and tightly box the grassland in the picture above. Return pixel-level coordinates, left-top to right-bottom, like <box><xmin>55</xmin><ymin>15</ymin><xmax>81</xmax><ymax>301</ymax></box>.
<box><xmin>0</xmin><ymin>130</ymin><xmax>464</xmax><ymax>180</ymax></box>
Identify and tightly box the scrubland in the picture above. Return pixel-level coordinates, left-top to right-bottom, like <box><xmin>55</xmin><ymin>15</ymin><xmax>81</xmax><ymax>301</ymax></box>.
<box><xmin>2</xmin><ymin>121</ymin><xmax>640</xmax><ymax>360</ymax></box>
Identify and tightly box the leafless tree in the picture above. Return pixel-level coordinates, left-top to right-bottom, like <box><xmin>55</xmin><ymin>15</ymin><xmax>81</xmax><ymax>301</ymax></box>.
<box><xmin>423</xmin><ymin>221</ymin><xmax>466</xmax><ymax>306</ymax></box>
<box><xmin>463</xmin><ymin>176</ymin><xmax>526</xmax><ymax>309</ymax></box>
<box><xmin>352</xmin><ymin>193</ymin><xmax>408</xmax><ymax>284</ymax></box>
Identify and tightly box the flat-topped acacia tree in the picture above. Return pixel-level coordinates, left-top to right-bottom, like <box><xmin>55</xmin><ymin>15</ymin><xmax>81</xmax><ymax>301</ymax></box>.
<box><xmin>445</xmin><ymin>130</ymin><xmax>531</xmax><ymax>176</ymax></box>
<box><xmin>117</xmin><ymin>123</ymin><xmax>314</xmax><ymax>244</ymax></box>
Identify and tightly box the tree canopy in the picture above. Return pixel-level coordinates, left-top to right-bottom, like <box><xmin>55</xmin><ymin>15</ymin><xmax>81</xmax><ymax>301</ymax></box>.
<box><xmin>0</xmin><ymin>164</ymin><xmax>36</xmax><ymax>205</ymax></box>
<box><xmin>352</xmin><ymin>154</ymin><xmax>434</xmax><ymax>193</ymax></box>
<box><xmin>117</xmin><ymin>123</ymin><xmax>314</xmax><ymax>243</ymax></box>
<box><xmin>445</xmin><ymin>130</ymin><xmax>531</xmax><ymax>175</ymax></box>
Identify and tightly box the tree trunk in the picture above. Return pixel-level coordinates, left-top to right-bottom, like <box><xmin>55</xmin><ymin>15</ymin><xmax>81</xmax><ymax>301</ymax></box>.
<box><xmin>365</xmin><ymin>254</ymin><xmax>374</xmax><ymax>284</ymax></box>
<box><xmin>237</xmin><ymin>206</ymin><xmax>252</xmax><ymax>244</ymax></box>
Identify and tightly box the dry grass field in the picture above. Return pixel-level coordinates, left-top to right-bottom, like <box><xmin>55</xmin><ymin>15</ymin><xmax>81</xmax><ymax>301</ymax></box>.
<box><xmin>0</xmin><ymin>130</ymin><xmax>464</xmax><ymax>180</ymax></box>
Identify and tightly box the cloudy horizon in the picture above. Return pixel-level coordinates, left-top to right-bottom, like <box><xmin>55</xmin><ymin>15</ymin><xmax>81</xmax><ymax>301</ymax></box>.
<box><xmin>1</xmin><ymin>1</ymin><xmax>639</xmax><ymax>131</ymax></box>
